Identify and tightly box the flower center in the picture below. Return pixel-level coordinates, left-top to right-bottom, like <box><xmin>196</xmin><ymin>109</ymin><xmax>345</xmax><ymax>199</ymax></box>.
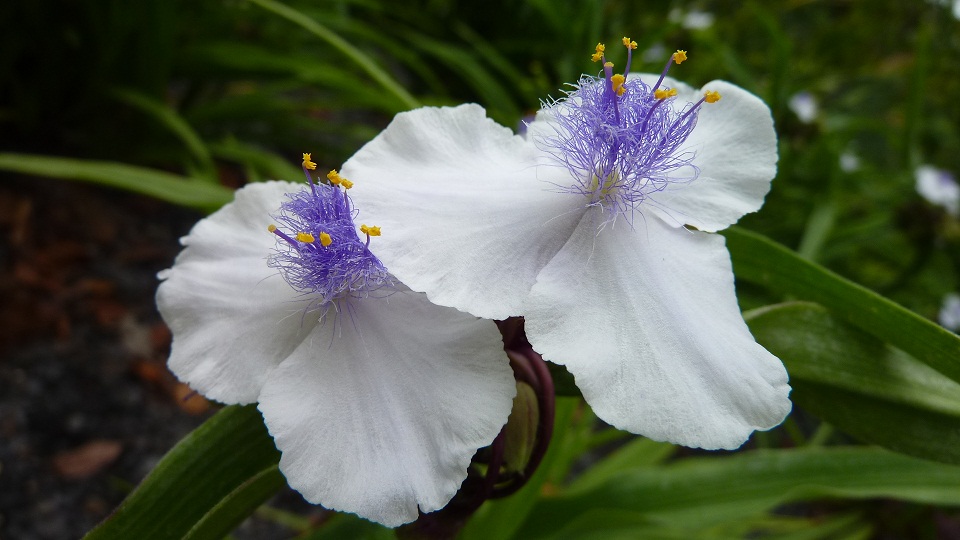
<box><xmin>537</xmin><ymin>40</ymin><xmax>721</xmax><ymax>224</ymax></box>
<box><xmin>266</xmin><ymin>153</ymin><xmax>389</xmax><ymax>312</ymax></box>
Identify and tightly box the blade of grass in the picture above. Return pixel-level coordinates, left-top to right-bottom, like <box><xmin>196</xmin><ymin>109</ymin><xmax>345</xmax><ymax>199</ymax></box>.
<box><xmin>246</xmin><ymin>0</ymin><xmax>420</xmax><ymax>111</ymax></box>
<box><xmin>112</xmin><ymin>88</ymin><xmax>217</xmax><ymax>182</ymax></box>
<box><xmin>747</xmin><ymin>301</ymin><xmax>960</xmax><ymax>464</ymax></box>
<box><xmin>724</xmin><ymin>226</ymin><xmax>960</xmax><ymax>384</ymax></box>
<box><xmin>0</xmin><ymin>153</ymin><xmax>232</xmax><ymax>211</ymax></box>
<box><xmin>517</xmin><ymin>446</ymin><xmax>960</xmax><ymax>537</ymax></box>
<box><xmin>86</xmin><ymin>405</ymin><xmax>282</xmax><ymax>540</ymax></box>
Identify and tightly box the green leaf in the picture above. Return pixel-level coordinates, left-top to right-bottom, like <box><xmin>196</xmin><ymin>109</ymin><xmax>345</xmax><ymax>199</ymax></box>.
<box><xmin>86</xmin><ymin>405</ymin><xmax>282</xmax><ymax>540</ymax></box>
<box><xmin>515</xmin><ymin>446</ymin><xmax>960</xmax><ymax>539</ymax></box>
<box><xmin>0</xmin><ymin>153</ymin><xmax>232</xmax><ymax>211</ymax></box>
<box><xmin>186</xmin><ymin>465</ymin><xmax>286</xmax><ymax>539</ymax></box>
<box><xmin>724</xmin><ymin>226</ymin><xmax>960</xmax><ymax>384</ymax></box>
<box><xmin>185</xmin><ymin>42</ymin><xmax>404</xmax><ymax>113</ymax></box>
<box><xmin>746</xmin><ymin>301</ymin><xmax>960</xmax><ymax>464</ymax></box>
<box><xmin>399</xmin><ymin>31</ymin><xmax>521</xmax><ymax>125</ymax></box>
<box><xmin>246</xmin><ymin>0</ymin><xmax>420</xmax><ymax>111</ymax></box>
<box><xmin>301</xmin><ymin>513</ymin><xmax>394</xmax><ymax>540</ymax></box>
<box><xmin>566</xmin><ymin>437</ymin><xmax>676</xmax><ymax>495</ymax></box>
<box><xmin>774</xmin><ymin>513</ymin><xmax>872</xmax><ymax>540</ymax></box>
<box><xmin>527</xmin><ymin>510</ymin><xmax>694</xmax><ymax>540</ymax></box>
<box><xmin>531</xmin><ymin>511</ymin><xmax>872</xmax><ymax>540</ymax></box>
<box><xmin>546</xmin><ymin>362</ymin><xmax>579</xmax><ymax>397</ymax></box>
<box><xmin>208</xmin><ymin>138</ymin><xmax>304</xmax><ymax>183</ymax></box>
<box><xmin>112</xmin><ymin>88</ymin><xmax>217</xmax><ymax>181</ymax></box>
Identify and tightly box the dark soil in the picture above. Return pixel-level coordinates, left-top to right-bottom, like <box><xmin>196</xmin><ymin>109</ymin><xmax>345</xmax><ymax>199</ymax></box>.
<box><xmin>0</xmin><ymin>177</ymin><xmax>255</xmax><ymax>539</ymax></box>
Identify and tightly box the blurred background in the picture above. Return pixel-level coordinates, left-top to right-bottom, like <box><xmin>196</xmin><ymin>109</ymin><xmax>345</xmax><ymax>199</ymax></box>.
<box><xmin>1</xmin><ymin>0</ymin><xmax>959</xmax><ymax>538</ymax></box>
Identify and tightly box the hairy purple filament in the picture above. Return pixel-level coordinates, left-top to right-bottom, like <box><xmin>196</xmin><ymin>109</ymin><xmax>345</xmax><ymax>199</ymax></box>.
<box><xmin>537</xmin><ymin>67</ymin><xmax>704</xmax><ymax>223</ymax></box>
<box><xmin>268</xmin><ymin>182</ymin><xmax>390</xmax><ymax>313</ymax></box>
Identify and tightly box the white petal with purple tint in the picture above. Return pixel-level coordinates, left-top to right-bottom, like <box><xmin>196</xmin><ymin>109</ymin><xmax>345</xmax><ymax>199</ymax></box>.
<box><xmin>345</xmin><ymin>104</ymin><xmax>585</xmax><ymax>320</ymax></box>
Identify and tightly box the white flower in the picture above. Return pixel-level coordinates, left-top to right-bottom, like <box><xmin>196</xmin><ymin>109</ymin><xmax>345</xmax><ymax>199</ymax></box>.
<box><xmin>642</xmin><ymin>42</ymin><xmax>667</xmax><ymax>63</ymax></box>
<box><xmin>915</xmin><ymin>165</ymin><xmax>960</xmax><ymax>216</ymax></box>
<box><xmin>788</xmin><ymin>91</ymin><xmax>818</xmax><ymax>124</ymax></box>
<box><xmin>926</xmin><ymin>0</ymin><xmax>960</xmax><ymax>19</ymax></box>
<box><xmin>941</xmin><ymin>293</ymin><xmax>960</xmax><ymax>331</ymax></box>
<box><xmin>668</xmin><ymin>7</ymin><xmax>715</xmax><ymax>30</ymax></box>
<box><xmin>839</xmin><ymin>151</ymin><xmax>860</xmax><ymax>173</ymax></box>
<box><xmin>345</xmin><ymin>47</ymin><xmax>791</xmax><ymax>450</ymax></box>
<box><xmin>156</xmin><ymin>178</ymin><xmax>515</xmax><ymax>526</ymax></box>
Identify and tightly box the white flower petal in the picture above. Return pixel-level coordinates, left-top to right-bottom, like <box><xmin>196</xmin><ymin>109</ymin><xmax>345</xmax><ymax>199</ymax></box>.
<box><xmin>634</xmin><ymin>75</ymin><xmax>777</xmax><ymax>232</ymax></box>
<box><xmin>157</xmin><ymin>181</ymin><xmax>315</xmax><ymax>404</ymax></box>
<box><xmin>524</xmin><ymin>213</ymin><xmax>791</xmax><ymax>449</ymax></box>
<box><xmin>257</xmin><ymin>291</ymin><xmax>515</xmax><ymax>526</ymax></box>
<box><xmin>344</xmin><ymin>104</ymin><xmax>585</xmax><ymax>320</ymax></box>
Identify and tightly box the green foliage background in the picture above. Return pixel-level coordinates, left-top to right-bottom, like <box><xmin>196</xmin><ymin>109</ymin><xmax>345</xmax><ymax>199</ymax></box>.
<box><xmin>4</xmin><ymin>0</ymin><xmax>960</xmax><ymax>538</ymax></box>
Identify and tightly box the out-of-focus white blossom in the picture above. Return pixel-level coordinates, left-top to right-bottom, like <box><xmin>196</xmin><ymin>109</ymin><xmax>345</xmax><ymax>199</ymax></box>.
<box><xmin>668</xmin><ymin>8</ymin><xmax>715</xmax><ymax>30</ymax></box>
<box><xmin>642</xmin><ymin>43</ymin><xmax>667</xmax><ymax>63</ymax></box>
<box><xmin>788</xmin><ymin>91</ymin><xmax>819</xmax><ymax>124</ymax></box>
<box><xmin>915</xmin><ymin>165</ymin><xmax>960</xmax><ymax>216</ymax></box>
<box><xmin>940</xmin><ymin>293</ymin><xmax>960</xmax><ymax>331</ymax></box>
<box><xmin>839</xmin><ymin>151</ymin><xmax>860</xmax><ymax>173</ymax></box>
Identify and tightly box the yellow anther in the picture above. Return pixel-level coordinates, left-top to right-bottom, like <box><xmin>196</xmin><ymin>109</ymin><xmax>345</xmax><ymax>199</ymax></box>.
<box><xmin>611</xmin><ymin>74</ymin><xmax>626</xmax><ymax>96</ymax></box>
<box><xmin>319</xmin><ymin>232</ymin><xmax>332</xmax><ymax>247</ymax></box>
<box><xmin>302</xmin><ymin>153</ymin><xmax>317</xmax><ymax>170</ymax></box>
<box><xmin>654</xmin><ymin>88</ymin><xmax>678</xmax><ymax>100</ymax></box>
<box><xmin>340</xmin><ymin>178</ymin><xmax>354</xmax><ymax>189</ymax></box>
<box><xmin>296</xmin><ymin>232</ymin><xmax>315</xmax><ymax>243</ymax></box>
<box><xmin>622</xmin><ymin>37</ymin><xmax>637</xmax><ymax>50</ymax></box>
<box><xmin>673</xmin><ymin>50</ymin><xmax>688</xmax><ymax>64</ymax></box>
<box><xmin>360</xmin><ymin>224</ymin><xmax>381</xmax><ymax>237</ymax></box>
<box><xmin>327</xmin><ymin>169</ymin><xmax>342</xmax><ymax>185</ymax></box>
<box><xmin>704</xmin><ymin>90</ymin><xmax>721</xmax><ymax>103</ymax></box>
<box><xmin>604</xmin><ymin>61</ymin><xmax>614</xmax><ymax>69</ymax></box>
<box><xmin>267</xmin><ymin>224</ymin><xmax>277</xmax><ymax>233</ymax></box>
<box><xmin>591</xmin><ymin>43</ymin><xmax>606</xmax><ymax>62</ymax></box>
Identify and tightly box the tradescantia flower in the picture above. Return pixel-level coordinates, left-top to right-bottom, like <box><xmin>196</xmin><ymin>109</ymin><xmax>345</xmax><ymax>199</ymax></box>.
<box><xmin>344</xmin><ymin>41</ymin><xmax>791</xmax><ymax>449</ymax></box>
<box><xmin>156</xmin><ymin>155</ymin><xmax>515</xmax><ymax>526</ymax></box>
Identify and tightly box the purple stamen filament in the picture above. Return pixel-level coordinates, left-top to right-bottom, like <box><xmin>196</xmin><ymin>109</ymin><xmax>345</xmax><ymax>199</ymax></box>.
<box><xmin>536</xmin><ymin>47</ymin><xmax>708</xmax><ymax>224</ymax></box>
<box><xmin>267</xmin><ymin>170</ymin><xmax>389</xmax><ymax>312</ymax></box>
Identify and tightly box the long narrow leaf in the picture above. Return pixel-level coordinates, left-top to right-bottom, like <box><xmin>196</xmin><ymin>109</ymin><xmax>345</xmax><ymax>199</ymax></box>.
<box><xmin>86</xmin><ymin>405</ymin><xmax>282</xmax><ymax>540</ymax></box>
<box><xmin>747</xmin><ymin>301</ymin><xmax>960</xmax><ymax>464</ymax></box>
<box><xmin>516</xmin><ymin>446</ymin><xmax>960</xmax><ymax>538</ymax></box>
<box><xmin>112</xmin><ymin>88</ymin><xmax>217</xmax><ymax>181</ymax></box>
<box><xmin>724</xmin><ymin>226</ymin><xmax>960</xmax><ymax>384</ymax></box>
<box><xmin>0</xmin><ymin>153</ymin><xmax>232</xmax><ymax>211</ymax></box>
<box><xmin>246</xmin><ymin>0</ymin><xmax>420</xmax><ymax>111</ymax></box>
